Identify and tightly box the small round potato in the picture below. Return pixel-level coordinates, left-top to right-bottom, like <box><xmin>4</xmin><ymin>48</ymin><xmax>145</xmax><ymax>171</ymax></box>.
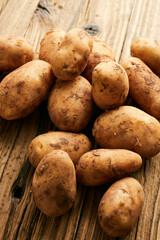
<box><xmin>39</xmin><ymin>28</ymin><xmax>66</xmax><ymax>65</ymax></box>
<box><xmin>32</xmin><ymin>150</ymin><xmax>76</xmax><ymax>217</ymax></box>
<box><xmin>82</xmin><ymin>37</ymin><xmax>115</xmax><ymax>82</ymax></box>
<box><xmin>76</xmin><ymin>149</ymin><xmax>142</xmax><ymax>186</ymax></box>
<box><xmin>51</xmin><ymin>28</ymin><xmax>93</xmax><ymax>80</ymax></box>
<box><xmin>92</xmin><ymin>61</ymin><xmax>129</xmax><ymax>110</ymax></box>
<box><xmin>98</xmin><ymin>177</ymin><xmax>144</xmax><ymax>237</ymax></box>
<box><xmin>48</xmin><ymin>76</ymin><xmax>94</xmax><ymax>132</ymax></box>
<box><xmin>0</xmin><ymin>35</ymin><xmax>34</xmax><ymax>71</ymax></box>
<box><xmin>130</xmin><ymin>37</ymin><xmax>160</xmax><ymax>75</ymax></box>
<box><xmin>0</xmin><ymin>60</ymin><xmax>54</xmax><ymax>120</ymax></box>
<box><xmin>28</xmin><ymin>131</ymin><xmax>91</xmax><ymax>167</ymax></box>
<box><xmin>93</xmin><ymin>105</ymin><xmax>160</xmax><ymax>158</ymax></box>
<box><xmin>120</xmin><ymin>57</ymin><xmax>160</xmax><ymax>119</ymax></box>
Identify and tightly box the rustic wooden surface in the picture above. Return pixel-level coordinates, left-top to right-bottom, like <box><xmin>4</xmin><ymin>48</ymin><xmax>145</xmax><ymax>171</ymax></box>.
<box><xmin>0</xmin><ymin>0</ymin><xmax>160</xmax><ymax>239</ymax></box>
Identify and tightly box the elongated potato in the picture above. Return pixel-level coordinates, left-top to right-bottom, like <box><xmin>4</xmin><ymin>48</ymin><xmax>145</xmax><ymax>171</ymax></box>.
<box><xmin>130</xmin><ymin>37</ymin><xmax>160</xmax><ymax>75</ymax></box>
<box><xmin>0</xmin><ymin>60</ymin><xmax>54</xmax><ymax>120</ymax></box>
<box><xmin>51</xmin><ymin>28</ymin><xmax>93</xmax><ymax>80</ymax></box>
<box><xmin>98</xmin><ymin>177</ymin><xmax>144</xmax><ymax>237</ymax></box>
<box><xmin>48</xmin><ymin>76</ymin><xmax>94</xmax><ymax>132</ymax></box>
<box><xmin>0</xmin><ymin>35</ymin><xmax>34</xmax><ymax>71</ymax></box>
<box><xmin>82</xmin><ymin>37</ymin><xmax>115</xmax><ymax>82</ymax></box>
<box><xmin>32</xmin><ymin>150</ymin><xmax>76</xmax><ymax>217</ymax></box>
<box><xmin>92</xmin><ymin>106</ymin><xmax>160</xmax><ymax>158</ymax></box>
<box><xmin>39</xmin><ymin>29</ymin><xmax>65</xmax><ymax>65</ymax></box>
<box><xmin>28</xmin><ymin>131</ymin><xmax>91</xmax><ymax>167</ymax></box>
<box><xmin>76</xmin><ymin>149</ymin><xmax>142</xmax><ymax>186</ymax></box>
<box><xmin>92</xmin><ymin>61</ymin><xmax>129</xmax><ymax>110</ymax></box>
<box><xmin>120</xmin><ymin>57</ymin><xmax>160</xmax><ymax>119</ymax></box>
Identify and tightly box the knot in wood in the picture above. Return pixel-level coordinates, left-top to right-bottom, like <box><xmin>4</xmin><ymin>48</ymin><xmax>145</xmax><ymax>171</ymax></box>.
<box><xmin>84</xmin><ymin>25</ymin><xmax>100</xmax><ymax>36</ymax></box>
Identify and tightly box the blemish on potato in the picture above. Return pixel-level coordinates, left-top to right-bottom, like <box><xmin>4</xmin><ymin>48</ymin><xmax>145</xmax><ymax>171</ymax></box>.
<box><xmin>93</xmin><ymin>151</ymin><xmax>100</xmax><ymax>156</ymax></box>
<box><xmin>36</xmin><ymin>163</ymin><xmax>49</xmax><ymax>176</ymax></box>
<box><xmin>59</xmin><ymin>138</ymin><xmax>69</xmax><ymax>145</ymax></box>
<box><xmin>103</xmin><ymin>215</ymin><xmax>113</xmax><ymax>226</ymax></box>
<box><xmin>144</xmin><ymin>75</ymin><xmax>155</xmax><ymax>85</ymax></box>
<box><xmin>107</xmin><ymin>158</ymin><xmax>111</xmax><ymax>168</ymax></box>
<box><xmin>39</xmin><ymin>143</ymin><xmax>43</xmax><ymax>149</ymax></box>
<box><xmin>74</xmin><ymin>145</ymin><xmax>79</xmax><ymax>151</ymax></box>
<box><xmin>112</xmin><ymin>165</ymin><xmax>121</xmax><ymax>176</ymax></box>
<box><xmin>56</xmin><ymin>183</ymin><xmax>64</xmax><ymax>191</ymax></box>
<box><xmin>63</xmin><ymin>64</ymin><xmax>68</xmax><ymax>69</ymax></box>
<box><xmin>36</xmin><ymin>88</ymin><xmax>41</xmax><ymax>93</ymax></box>
<box><xmin>94</xmin><ymin>53</ymin><xmax>101</xmax><ymax>59</ymax></box>
<box><xmin>134</xmin><ymin>137</ymin><xmax>142</xmax><ymax>147</ymax></box>
<box><xmin>128</xmin><ymin>209</ymin><xmax>132</xmax><ymax>216</ymax></box>
<box><xmin>119</xmin><ymin>202</ymin><xmax>125</xmax><ymax>207</ymax></box>
<box><xmin>44</xmin><ymin>190</ymin><xmax>50</xmax><ymax>196</ymax></box>
<box><xmin>80</xmin><ymin>162</ymin><xmax>88</xmax><ymax>169</ymax></box>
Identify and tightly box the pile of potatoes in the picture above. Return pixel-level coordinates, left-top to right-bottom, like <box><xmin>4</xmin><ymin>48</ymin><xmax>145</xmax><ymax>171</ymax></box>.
<box><xmin>1</xmin><ymin>30</ymin><xmax>160</xmax><ymax>238</ymax></box>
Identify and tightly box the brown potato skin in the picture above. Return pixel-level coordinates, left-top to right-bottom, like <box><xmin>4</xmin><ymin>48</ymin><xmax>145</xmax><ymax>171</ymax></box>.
<box><xmin>28</xmin><ymin>131</ymin><xmax>91</xmax><ymax>168</ymax></box>
<box><xmin>39</xmin><ymin>29</ymin><xmax>66</xmax><ymax>65</ymax></box>
<box><xmin>51</xmin><ymin>28</ymin><xmax>93</xmax><ymax>80</ymax></box>
<box><xmin>92</xmin><ymin>106</ymin><xmax>160</xmax><ymax>158</ymax></box>
<box><xmin>82</xmin><ymin>37</ymin><xmax>115</xmax><ymax>82</ymax></box>
<box><xmin>0</xmin><ymin>35</ymin><xmax>34</xmax><ymax>71</ymax></box>
<box><xmin>92</xmin><ymin>62</ymin><xmax>129</xmax><ymax>110</ymax></box>
<box><xmin>98</xmin><ymin>177</ymin><xmax>144</xmax><ymax>237</ymax></box>
<box><xmin>48</xmin><ymin>76</ymin><xmax>94</xmax><ymax>132</ymax></box>
<box><xmin>0</xmin><ymin>60</ymin><xmax>54</xmax><ymax>120</ymax></box>
<box><xmin>32</xmin><ymin>150</ymin><xmax>76</xmax><ymax>217</ymax></box>
<box><xmin>120</xmin><ymin>57</ymin><xmax>160</xmax><ymax>119</ymax></box>
<box><xmin>130</xmin><ymin>37</ymin><xmax>160</xmax><ymax>75</ymax></box>
<box><xmin>76</xmin><ymin>149</ymin><xmax>142</xmax><ymax>186</ymax></box>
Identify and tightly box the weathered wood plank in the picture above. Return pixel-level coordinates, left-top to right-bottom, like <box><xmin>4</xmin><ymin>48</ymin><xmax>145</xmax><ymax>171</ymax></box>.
<box><xmin>120</xmin><ymin>0</ymin><xmax>160</xmax><ymax>60</ymax></box>
<box><xmin>0</xmin><ymin>0</ymin><xmax>40</xmax><ymax>35</ymax></box>
<box><xmin>0</xmin><ymin>0</ymin><xmax>9</xmax><ymax>14</ymax></box>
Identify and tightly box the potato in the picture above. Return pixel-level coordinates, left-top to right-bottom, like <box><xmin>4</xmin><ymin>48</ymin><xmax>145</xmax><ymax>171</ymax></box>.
<box><xmin>98</xmin><ymin>177</ymin><xmax>144</xmax><ymax>237</ymax></box>
<box><xmin>51</xmin><ymin>28</ymin><xmax>93</xmax><ymax>80</ymax></box>
<box><xmin>120</xmin><ymin>57</ymin><xmax>160</xmax><ymax>119</ymax></box>
<box><xmin>0</xmin><ymin>35</ymin><xmax>34</xmax><ymax>71</ymax></box>
<box><xmin>28</xmin><ymin>131</ymin><xmax>91</xmax><ymax>168</ymax></box>
<box><xmin>130</xmin><ymin>37</ymin><xmax>160</xmax><ymax>75</ymax></box>
<box><xmin>76</xmin><ymin>149</ymin><xmax>142</xmax><ymax>186</ymax></box>
<box><xmin>48</xmin><ymin>76</ymin><xmax>94</xmax><ymax>132</ymax></box>
<box><xmin>39</xmin><ymin>28</ymin><xmax>65</xmax><ymax>65</ymax></box>
<box><xmin>32</xmin><ymin>150</ymin><xmax>76</xmax><ymax>217</ymax></box>
<box><xmin>0</xmin><ymin>60</ymin><xmax>54</xmax><ymax>120</ymax></box>
<box><xmin>92</xmin><ymin>105</ymin><xmax>160</xmax><ymax>158</ymax></box>
<box><xmin>92</xmin><ymin>61</ymin><xmax>129</xmax><ymax>110</ymax></box>
<box><xmin>82</xmin><ymin>36</ymin><xmax>116</xmax><ymax>82</ymax></box>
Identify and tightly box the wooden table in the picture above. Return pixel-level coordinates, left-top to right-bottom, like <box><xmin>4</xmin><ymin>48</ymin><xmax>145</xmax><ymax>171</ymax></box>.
<box><xmin>0</xmin><ymin>0</ymin><xmax>160</xmax><ymax>239</ymax></box>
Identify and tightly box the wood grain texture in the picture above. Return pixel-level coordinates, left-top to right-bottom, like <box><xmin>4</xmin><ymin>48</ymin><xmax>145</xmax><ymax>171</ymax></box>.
<box><xmin>0</xmin><ymin>0</ymin><xmax>40</xmax><ymax>35</ymax></box>
<box><xmin>0</xmin><ymin>0</ymin><xmax>9</xmax><ymax>14</ymax></box>
<box><xmin>120</xmin><ymin>0</ymin><xmax>160</xmax><ymax>60</ymax></box>
<box><xmin>0</xmin><ymin>0</ymin><xmax>160</xmax><ymax>239</ymax></box>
